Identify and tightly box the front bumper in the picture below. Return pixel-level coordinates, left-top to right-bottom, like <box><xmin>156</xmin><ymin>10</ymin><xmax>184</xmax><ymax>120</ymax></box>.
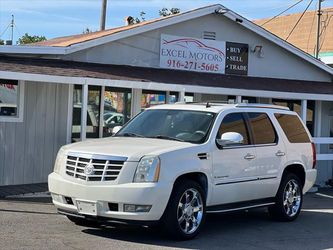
<box><xmin>48</xmin><ymin>172</ymin><xmax>173</xmax><ymax>221</ymax></box>
<box><xmin>303</xmin><ymin>169</ymin><xmax>317</xmax><ymax>193</ymax></box>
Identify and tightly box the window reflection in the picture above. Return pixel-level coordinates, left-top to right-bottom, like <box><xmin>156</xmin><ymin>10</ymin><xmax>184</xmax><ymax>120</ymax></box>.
<box><xmin>0</xmin><ymin>80</ymin><xmax>18</xmax><ymax>117</ymax></box>
<box><xmin>103</xmin><ymin>88</ymin><xmax>131</xmax><ymax>137</ymax></box>
<box><xmin>72</xmin><ymin>85</ymin><xmax>101</xmax><ymax>141</ymax></box>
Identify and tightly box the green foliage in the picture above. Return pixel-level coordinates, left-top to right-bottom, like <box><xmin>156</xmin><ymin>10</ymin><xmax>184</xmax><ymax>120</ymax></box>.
<box><xmin>0</xmin><ymin>39</ymin><xmax>4</xmax><ymax>45</ymax></box>
<box><xmin>126</xmin><ymin>8</ymin><xmax>180</xmax><ymax>26</ymax></box>
<box><xmin>159</xmin><ymin>8</ymin><xmax>180</xmax><ymax>17</ymax></box>
<box><xmin>17</xmin><ymin>33</ymin><xmax>47</xmax><ymax>45</ymax></box>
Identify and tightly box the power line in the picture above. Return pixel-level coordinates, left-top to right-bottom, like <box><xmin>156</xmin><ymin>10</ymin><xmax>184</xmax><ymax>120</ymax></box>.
<box><xmin>319</xmin><ymin>13</ymin><xmax>333</xmax><ymax>51</ymax></box>
<box><xmin>0</xmin><ymin>23</ymin><xmax>11</xmax><ymax>39</ymax></box>
<box><xmin>261</xmin><ymin>0</ymin><xmax>304</xmax><ymax>26</ymax></box>
<box><xmin>306</xmin><ymin>1</ymin><xmax>317</xmax><ymax>53</ymax></box>
<box><xmin>286</xmin><ymin>0</ymin><xmax>314</xmax><ymax>41</ymax></box>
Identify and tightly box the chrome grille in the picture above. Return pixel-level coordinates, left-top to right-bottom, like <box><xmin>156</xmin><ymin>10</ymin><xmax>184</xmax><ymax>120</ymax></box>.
<box><xmin>65</xmin><ymin>154</ymin><xmax>127</xmax><ymax>182</ymax></box>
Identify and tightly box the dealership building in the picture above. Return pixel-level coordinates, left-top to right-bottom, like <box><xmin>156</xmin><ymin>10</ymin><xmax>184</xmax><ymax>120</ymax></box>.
<box><xmin>0</xmin><ymin>4</ymin><xmax>333</xmax><ymax>187</ymax></box>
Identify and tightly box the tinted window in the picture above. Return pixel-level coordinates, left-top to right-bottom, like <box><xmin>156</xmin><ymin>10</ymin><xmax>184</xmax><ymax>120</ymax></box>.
<box><xmin>275</xmin><ymin>114</ymin><xmax>310</xmax><ymax>143</ymax></box>
<box><xmin>248</xmin><ymin>112</ymin><xmax>277</xmax><ymax>145</ymax></box>
<box><xmin>218</xmin><ymin>113</ymin><xmax>249</xmax><ymax>145</ymax></box>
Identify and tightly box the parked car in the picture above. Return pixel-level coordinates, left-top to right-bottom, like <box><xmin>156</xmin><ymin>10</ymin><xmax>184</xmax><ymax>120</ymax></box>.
<box><xmin>104</xmin><ymin>112</ymin><xmax>124</xmax><ymax>127</ymax></box>
<box><xmin>0</xmin><ymin>103</ymin><xmax>17</xmax><ymax>116</ymax></box>
<box><xmin>49</xmin><ymin>103</ymin><xmax>317</xmax><ymax>240</ymax></box>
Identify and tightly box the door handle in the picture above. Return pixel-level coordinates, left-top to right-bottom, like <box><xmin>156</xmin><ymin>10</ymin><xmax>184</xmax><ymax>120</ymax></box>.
<box><xmin>244</xmin><ymin>153</ymin><xmax>256</xmax><ymax>160</ymax></box>
<box><xmin>276</xmin><ymin>150</ymin><xmax>285</xmax><ymax>157</ymax></box>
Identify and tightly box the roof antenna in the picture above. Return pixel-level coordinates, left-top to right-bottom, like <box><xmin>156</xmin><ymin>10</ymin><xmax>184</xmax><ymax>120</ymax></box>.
<box><xmin>206</xmin><ymin>102</ymin><xmax>211</xmax><ymax>108</ymax></box>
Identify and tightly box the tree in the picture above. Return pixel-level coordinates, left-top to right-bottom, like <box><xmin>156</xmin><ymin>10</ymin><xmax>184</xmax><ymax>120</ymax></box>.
<box><xmin>126</xmin><ymin>11</ymin><xmax>146</xmax><ymax>25</ymax></box>
<box><xmin>159</xmin><ymin>8</ymin><xmax>180</xmax><ymax>17</ymax></box>
<box><xmin>0</xmin><ymin>39</ymin><xmax>4</xmax><ymax>45</ymax></box>
<box><xmin>17</xmin><ymin>33</ymin><xmax>47</xmax><ymax>45</ymax></box>
<box><xmin>126</xmin><ymin>8</ymin><xmax>180</xmax><ymax>26</ymax></box>
<box><xmin>83</xmin><ymin>28</ymin><xmax>94</xmax><ymax>34</ymax></box>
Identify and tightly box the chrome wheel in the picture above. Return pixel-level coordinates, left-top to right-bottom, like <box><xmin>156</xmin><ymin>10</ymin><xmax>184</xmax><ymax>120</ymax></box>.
<box><xmin>283</xmin><ymin>179</ymin><xmax>301</xmax><ymax>217</ymax></box>
<box><xmin>177</xmin><ymin>188</ymin><xmax>203</xmax><ymax>235</ymax></box>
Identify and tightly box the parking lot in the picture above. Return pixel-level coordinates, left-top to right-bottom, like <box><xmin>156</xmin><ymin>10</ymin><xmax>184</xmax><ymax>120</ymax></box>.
<box><xmin>0</xmin><ymin>189</ymin><xmax>332</xmax><ymax>250</ymax></box>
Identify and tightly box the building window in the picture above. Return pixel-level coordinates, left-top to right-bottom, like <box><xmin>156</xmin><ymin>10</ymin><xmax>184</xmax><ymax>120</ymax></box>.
<box><xmin>0</xmin><ymin>79</ymin><xmax>24</xmax><ymax>122</ymax></box>
<box><xmin>141</xmin><ymin>90</ymin><xmax>166</xmax><ymax>109</ymax></box>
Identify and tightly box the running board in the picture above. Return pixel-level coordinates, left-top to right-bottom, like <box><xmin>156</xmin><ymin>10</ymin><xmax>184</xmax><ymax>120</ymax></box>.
<box><xmin>206</xmin><ymin>198</ymin><xmax>275</xmax><ymax>214</ymax></box>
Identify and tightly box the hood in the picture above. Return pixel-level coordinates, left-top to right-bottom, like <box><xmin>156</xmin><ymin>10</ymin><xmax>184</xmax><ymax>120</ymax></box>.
<box><xmin>62</xmin><ymin>137</ymin><xmax>194</xmax><ymax>161</ymax></box>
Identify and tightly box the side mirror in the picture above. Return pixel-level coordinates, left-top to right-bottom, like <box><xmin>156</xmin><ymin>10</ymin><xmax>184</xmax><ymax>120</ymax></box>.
<box><xmin>111</xmin><ymin>126</ymin><xmax>122</xmax><ymax>135</ymax></box>
<box><xmin>216</xmin><ymin>132</ymin><xmax>244</xmax><ymax>148</ymax></box>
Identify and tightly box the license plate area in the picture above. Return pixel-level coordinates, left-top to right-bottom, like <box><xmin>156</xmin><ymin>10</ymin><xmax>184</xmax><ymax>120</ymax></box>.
<box><xmin>76</xmin><ymin>200</ymin><xmax>97</xmax><ymax>216</ymax></box>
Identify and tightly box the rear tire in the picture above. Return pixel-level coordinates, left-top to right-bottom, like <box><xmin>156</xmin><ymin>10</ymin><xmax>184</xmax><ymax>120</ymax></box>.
<box><xmin>162</xmin><ymin>180</ymin><xmax>206</xmax><ymax>240</ymax></box>
<box><xmin>269</xmin><ymin>173</ymin><xmax>303</xmax><ymax>221</ymax></box>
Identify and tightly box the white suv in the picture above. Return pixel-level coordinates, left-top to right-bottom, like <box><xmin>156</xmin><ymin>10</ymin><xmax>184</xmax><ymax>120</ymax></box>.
<box><xmin>48</xmin><ymin>103</ymin><xmax>317</xmax><ymax>239</ymax></box>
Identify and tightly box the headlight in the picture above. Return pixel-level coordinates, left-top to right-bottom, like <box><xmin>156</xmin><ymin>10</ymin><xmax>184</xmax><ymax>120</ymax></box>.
<box><xmin>53</xmin><ymin>147</ymin><xmax>66</xmax><ymax>174</ymax></box>
<box><xmin>133</xmin><ymin>156</ymin><xmax>160</xmax><ymax>183</ymax></box>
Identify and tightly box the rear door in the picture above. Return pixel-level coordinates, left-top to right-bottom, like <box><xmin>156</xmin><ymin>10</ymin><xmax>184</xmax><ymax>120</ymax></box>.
<box><xmin>246</xmin><ymin>111</ymin><xmax>286</xmax><ymax>198</ymax></box>
<box><xmin>211</xmin><ymin>112</ymin><xmax>258</xmax><ymax>205</ymax></box>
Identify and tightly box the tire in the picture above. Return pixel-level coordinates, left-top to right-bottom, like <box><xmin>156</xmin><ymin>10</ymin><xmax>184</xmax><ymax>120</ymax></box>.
<box><xmin>162</xmin><ymin>180</ymin><xmax>206</xmax><ymax>240</ymax></box>
<box><xmin>269</xmin><ymin>173</ymin><xmax>303</xmax><ymax>221</ymax></box>
<box><xmin>66</xmin><ymin>215</ymin><xmax>100</xmax><ymax>227</ymax></box>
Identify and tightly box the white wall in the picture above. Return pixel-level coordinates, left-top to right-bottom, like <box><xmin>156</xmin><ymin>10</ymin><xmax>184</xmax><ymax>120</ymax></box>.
<box><xmin>0</xmin><ymin>82</ymin><xmax>69</xmax><ymax>185</ymax></box>
<box><xmin>64</xmin><ymin>14</ymin><xmax>332</xmax><ymax>82</ymax></box>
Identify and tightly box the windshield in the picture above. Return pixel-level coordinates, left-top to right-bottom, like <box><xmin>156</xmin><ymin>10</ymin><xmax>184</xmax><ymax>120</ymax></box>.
<box><xmin>116</xmin><ymin>109</ymin><xmax>216</xmax><ymax>144</ymax></box>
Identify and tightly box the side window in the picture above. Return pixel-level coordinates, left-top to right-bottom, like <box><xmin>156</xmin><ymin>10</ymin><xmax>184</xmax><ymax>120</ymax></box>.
<box><xmin>0</xmin><ymin>79</ymin><xmax>24</xmax><ymax>122</ymax></box>
<box><xmin>247</xmin><ymin>112</ymin><xmax>277</xmax><ymax>145</ymax></box>
<box><xmin>218</xmin><ymin>113</ymin><xmax>249</xmax><ymax>145</ymax></box>
<box><xmin>274</xmin><ymin>113</ymin><xmax>311</xmax><ymax>143</ymax></box>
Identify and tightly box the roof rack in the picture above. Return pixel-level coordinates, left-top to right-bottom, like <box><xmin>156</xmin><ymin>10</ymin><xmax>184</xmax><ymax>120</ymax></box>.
<box><xmin>175</xmin><ymin>101</ymin><xmax>234</xmax><ymax>107</ymax></box>
<box><xmin>235</xmin><ymin>103</ymin><xmax>290</xmax><ymax>111</ymax></box>
<box><xmin>175</xmin><ymin>102</ymin><xmax>290</xmax><ymax>111</ymax></box>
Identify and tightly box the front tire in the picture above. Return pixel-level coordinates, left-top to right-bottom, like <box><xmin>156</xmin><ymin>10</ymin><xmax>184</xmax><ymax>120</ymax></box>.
<box><xmin>269</xmin><ymin>173</ymin><xmax>303</xmax><ymax>221</ymax></box>
<box><xmin>162</xmin><ymin>180</ymin><xmax>206</xmax><ymax>240</ymax></box>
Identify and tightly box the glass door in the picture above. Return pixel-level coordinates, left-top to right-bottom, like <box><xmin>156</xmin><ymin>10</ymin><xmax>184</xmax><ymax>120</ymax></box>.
<box><xmin>72</xmin><ymin>85</ymin><xmax>101</xmax><ymax>141</ymax></box>
<box><xmin>103</xmin><ymin>87</ymin><xmax>132</xmax><ymax>137</ymax></box>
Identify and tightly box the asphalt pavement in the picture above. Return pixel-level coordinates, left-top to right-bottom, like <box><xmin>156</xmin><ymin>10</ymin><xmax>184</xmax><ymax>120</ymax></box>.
<box><xmin>0</xmin><ymin>189</ymin><xmax>332</xmax><ymax>250</ymax></box>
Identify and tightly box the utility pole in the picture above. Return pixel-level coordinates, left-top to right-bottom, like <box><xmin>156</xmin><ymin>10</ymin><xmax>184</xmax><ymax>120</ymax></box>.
<box><xmin>10</xmin><ymin>15</ymin><xmax>14</xmax><ymax>45</ymax></box>
<box><xmin>100</xmin><ymin>0</ymin><xmax>107</xmax><ymax>31</ymax></box>
<box><xmin>315</xmin><ymin>0</ymin><xmax>324</xmax><ymax>59</ymax></box>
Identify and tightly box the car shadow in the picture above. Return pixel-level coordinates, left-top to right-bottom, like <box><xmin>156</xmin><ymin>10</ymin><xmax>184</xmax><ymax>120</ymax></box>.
<box><xmin>81</xmin><ymin>209</ymin><xmax>278</xmax><ymax>249</ymax></box>
<box><xmin>81</xmin><ymin>196</ymin><xmax>333</xmax><ymax>250</ymax></box>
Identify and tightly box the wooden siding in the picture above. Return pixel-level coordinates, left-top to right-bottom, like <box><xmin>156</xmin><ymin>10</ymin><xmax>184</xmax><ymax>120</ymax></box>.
<box><xmin>0</xmin><ymin>82</ymin><xmax>69</xmax><ymax>186</ymax></box>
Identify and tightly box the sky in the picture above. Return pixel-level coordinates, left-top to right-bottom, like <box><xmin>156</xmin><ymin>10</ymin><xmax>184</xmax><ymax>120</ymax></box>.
<box><xmin>0</xmin><ymin>0</ymin><xmax>332</xmax><ymax>43</ymax></box>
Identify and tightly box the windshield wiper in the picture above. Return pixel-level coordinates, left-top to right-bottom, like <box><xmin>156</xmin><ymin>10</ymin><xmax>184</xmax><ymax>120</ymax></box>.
<box><xmin>149</xmin><ymin>135</ymin><xmax>184</xmax><ymax>142</ymax></box>
<box><xmin>120</xmin><ymin>132</ymin><xmax>144</xmax><ymax>138</ymax></box>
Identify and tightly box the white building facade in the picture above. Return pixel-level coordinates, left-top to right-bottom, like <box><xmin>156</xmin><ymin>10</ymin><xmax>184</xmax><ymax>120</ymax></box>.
<box><xmin>0</xmin><ymin>5</ymin><xmax>332</xmax><ymax>186</ymax></box>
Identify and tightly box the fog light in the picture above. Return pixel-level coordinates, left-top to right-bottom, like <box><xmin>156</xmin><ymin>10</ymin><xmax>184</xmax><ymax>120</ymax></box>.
<box><xmin>51</xmin><ymin>193</ymin><xmax>63</xmax><ymax>203</ymax></box>
<box><xmin>124</xmin><ymin>204</ymin><xmax>152</xmax><ymax>213</ymax></box>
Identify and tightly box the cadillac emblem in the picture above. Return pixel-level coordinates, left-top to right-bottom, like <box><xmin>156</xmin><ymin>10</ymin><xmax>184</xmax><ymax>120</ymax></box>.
<box><xmin>84</xmin><ymin>163</ymin><xmax>94</xmax><ymax>175</ymax></box>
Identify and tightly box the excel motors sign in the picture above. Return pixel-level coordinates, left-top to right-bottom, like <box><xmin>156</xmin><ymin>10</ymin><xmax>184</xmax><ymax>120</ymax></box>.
<box><xmin>160</xmin><ymin>34</ymin><xmax>226</xmax><ymax>74</ymax></box>
<box><xmin>160</xmin><ymin>34</ymin><xmax>248</xmax><ymax>75</ymax></box>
